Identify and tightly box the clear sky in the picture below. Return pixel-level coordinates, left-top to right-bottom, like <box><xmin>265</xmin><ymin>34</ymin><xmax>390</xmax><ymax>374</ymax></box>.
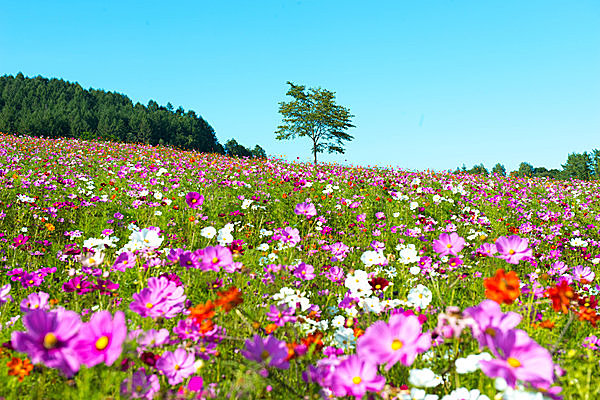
<box><xmin>1</xmin><ymin>1</ymin><xmax>599</xmax><ymax>172</ymax></box>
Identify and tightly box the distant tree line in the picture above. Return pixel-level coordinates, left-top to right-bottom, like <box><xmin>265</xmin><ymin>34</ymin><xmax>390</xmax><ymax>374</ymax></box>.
<box><xmin>456</xmin><ymin>150</ymin><xmax>600</xmax><ymax>180</ymax></box>
<box><xmin>0</xmin><ymin>73</ymin><xmax>265</xmax><ymax>158</ymax></box>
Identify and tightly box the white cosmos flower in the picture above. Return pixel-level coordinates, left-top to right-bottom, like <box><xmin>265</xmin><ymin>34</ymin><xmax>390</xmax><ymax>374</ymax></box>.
<box><xmin>256</xmin><ymin>243</ymin><xmax>269</xmax><ymax>251</ymax></box>
<box><xmin>344</xmin><ymin>270</ymin><xmax>372</xmax><ymax>298</ymax></box>
<box><xmin>331</xmin><ymin>315</ymin><xmax>346</xmax><ymax>329</ymax></box>
<box><xmin>442</xmin><ymin>388</ymin><xmax>489</xmax><ymax>400</ymax></box>
<box><xmin>399</xmin><ymin>247</ymin><xmax>419</xmax><ymax>264</ymax></box>
<box><xmin>200</xmin><ymin>226</ymin><xmax>217</xmax><ymax>239</ymax></box>
<box><xmin>410</xmin><ymin>201</ymin><xmax>419</xmax><ymax>210</ymax></box>
<box><xmin>455</xmin><ymin>352</ymin><xmax>493</xmax><ymax>374</ymax></box>
<box><xmin>360</xmin><ymin>250</ymin><xmax>386</xmax><ymax>267</ymax></box>
<box><xmin>407</xmin><ymin>284</ymin><xmax>433</xmax><ymax>308</ymax></box>
<box><xmin>360</xmin><ymin>297</ymin><xmax>382</xmax><ymax>313</ymax></box>
<box><xmin>129</xmin><ymin>228</ymin><xmax>163</xmax><ymax>248</ymax></box>
<box><xmin>409</xmin><ymin>368</ymin><xmax>442</xmax><ymax>388</ymax></box>
<box><xmin>241</xmin><ymin>199</ymin><xmax>253</xmax><ymax>209</ymax></box>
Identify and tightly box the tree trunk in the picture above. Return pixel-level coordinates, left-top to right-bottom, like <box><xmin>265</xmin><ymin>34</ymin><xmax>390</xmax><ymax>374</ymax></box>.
<box><xmin>314</xmin><ymin>149</ymin><xmax>317</xmax><ymax>166</ymax></box>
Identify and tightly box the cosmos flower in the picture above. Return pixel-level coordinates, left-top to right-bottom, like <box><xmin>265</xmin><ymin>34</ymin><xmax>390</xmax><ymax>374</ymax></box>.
<box><xmin>11</xmin><ymin>308</ymin><xmax>81</xmax><ymax>376</ymax></box>
<box><xmin>294</xmin><ymin>201</ymin><xmax>317</xmax><ymax>218</ymax></box>
<box><xmin>120</xmin><ymin>369</ymin><xmax>161</xmax><ymax>399</ymax></box>
<box><xmin>156</xmin><ymin>348</ymin><xmax>197</xmax><ymax>385</ymax></box>
<box><xmin>494</xmin><ymin>235</ymin><xmax>532</xmax><ymax>265</ymax></box>
<box><xmin>479</xmin><ymin>329</ymin><xmax>554</xmax><ymax>389</ymax></box>
<box><xmin>20</xmin><ymin>291</ymin><xmax>50</xmax><ymax>313</ymax></box>
<box><xmin>242</xmin><ymin>334</ymin><xmax>289</xmax><ymax>369</ymax></box>
<box><xmin>73</xmin><ymin>311</ymin><xmax>127</xmax><ymax>367</ymax></box>
<box><xmin>330</xmin><ymin>355</ymin><xmax>386</xmax><ymax>400</ymax></box>
<box><xmin>483</xmin><ymin>269</ymin><xmax>521</xmax><ymax>305</ymax></box>
<box><xmin>357</xmin><ymin>313</ymin><xmax>431</xmax><ymax>370</ymax></box>
<box><xmin>185</xmin><ymin>192</ymin><xmax>204</xmax><ymax>209</ymax></box>
<box><xmin>432</xmin><ymin>233</ymin><xmax>465</xmax><ymax>257</ymax></box>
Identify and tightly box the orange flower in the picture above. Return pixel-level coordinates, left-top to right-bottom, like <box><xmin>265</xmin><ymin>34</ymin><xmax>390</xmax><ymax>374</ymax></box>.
<box><xmin>215</xmin><ymin>286</ymin><xmax>243</xmax><ymax>313</ymax></box>
<box><xmin>301</xmin><ymin>332</ymin><xmax>324</xmax><ymax>353</ymax></box>
<box><xmin>483</xmin><ymin>269</ymin><xmax>521</xmax><ymax>305</ymax></box>
<box><xmin>264</xmin><ymin>323</ymin><xmax>278</xmax><ymax>334</ymax></box>
<box><xmin>45</xmin><ymin>223</ymin><xmax>55</xmax><ymax>231</ymax></box>
<box><xmin>188</xmin><ymin>300</ymin><xmax>215</xmax><ymax>325</ymax></box>
<box><xmin>575</xmin><ymin>306</ymin><xmax>599</xmax><ymax>327</ymax></box>
<box><xmin>545</xmin><ymin>281</ymin><xmax>576</xmax><ymax>314</ymax></box>
<box><xmin>7</xmin><ymin>357</ymin><xmax>33</xmax><ymax>382</ymax></box>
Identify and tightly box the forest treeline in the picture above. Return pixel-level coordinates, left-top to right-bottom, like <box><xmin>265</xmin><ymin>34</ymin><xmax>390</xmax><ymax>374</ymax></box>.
<box><xmin>458</xmin><ymin>151</ymin><xmax>600</xmax><ymax>181</ymax></box>
<box><xmin>0</xmin><ymin>73</ymin><xmax>266</xmax><ymax>158</ymax></box>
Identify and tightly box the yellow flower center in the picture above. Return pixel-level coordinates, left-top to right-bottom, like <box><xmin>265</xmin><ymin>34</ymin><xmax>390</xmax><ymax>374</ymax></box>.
<box><xmin>507</xmin><ymin>357</ymin><xmax>521</xmax><ymax>368</ymax></box>
<box><xmin>352</xmin><ymin>376</ymin><xmax>362</xmax><ymax>384</ymax></box>
<box><xmin>95</xmin><ymin>336</ymin><xmax>109</xmax><ymax>351</ymax></box>
<box><xmin>146</xmin><ymin>302</ymin><xmax>153</xmax><ymax>309</ymax></box>
<box><xmin>375</xmin><ymin>284</ymin><xmax>381</xmax><ymax>289</ymax></box>
<box><xmin>509</xmin><ymin>249</ymin><xmax>515</xmax><ymax>255</ymax></box>
<box><xmin>43</xmin><ymin>332</ymin><xmax>58</xmax><ymax>349</ymax></box>
<box><xmin>174</xmin><ymin>364</ymin><xmax>180</xmax><ymax>370</ymax></box>
<box><xmin>261</xmin><ymin>350</ymin><xmax>270</xmax><ymax>360</ymax></box>
<box><xmin>446</xmin><ymin>243</ymin><xmax>452</xmax><ymax>248</ymax></box>
<box><xmin>89</xmin><ymin>258</ymin><xmax>96</xmax><ymax>264</ymax></box>
<box><xmin>136</xmin><ymin>385</ymin><xmax>143</xmax><ymax>392</ymax></box>
<box><xmin>212</xmin><ymin>257</ymin><xmax>219</xmax><ymax>264</ymax></box>
<box><xmin>391</xmin><ymin>339</ymin><xmax>403</xmax><ymax>351</ymax></box>
<box><xmin>485</xmin><ymin>327</ymin><xmax>496</xmax><ymax>337</ymax></box>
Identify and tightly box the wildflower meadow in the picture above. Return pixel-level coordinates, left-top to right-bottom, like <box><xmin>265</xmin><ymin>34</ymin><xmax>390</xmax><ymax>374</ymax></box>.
<box><xmin>0</xmin><ymin>133</ymin><xmax>598</xmax><ymax>399</ymax></box>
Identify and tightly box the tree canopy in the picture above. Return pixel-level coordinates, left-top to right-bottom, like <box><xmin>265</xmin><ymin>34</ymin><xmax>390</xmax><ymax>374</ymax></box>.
<box><xmin>275</xmin><ymin>81</ymin><xmax>355</xmax><ymax>165</ymax></box>
<box><xmin>0</xmin><ymin>73</ymin><xmax>266</xmax><ymax>156</ymax></box>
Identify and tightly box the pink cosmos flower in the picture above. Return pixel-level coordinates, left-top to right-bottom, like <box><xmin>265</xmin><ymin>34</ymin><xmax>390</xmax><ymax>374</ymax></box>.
<box><xmin>479</xmin><ymin>329</ymin><xmax>554</xmax><ymax>389</ymax></box>
<box><xmin>0</xmin><ymin>283</ymin><xmax>12</xmax><ymax>304</ymax></box>
<box><xmin>432</xmin><ymin>232</ymin><xmax>465</xmax><ymax>257</ymax></box>
<box><xmin>330</xmin><ymin>355</ymin><xmax>386</xmax><ymax>400</ymax></box>
<box><xmin>185</xmin><ymin>192</ymin><xmax>204</xmax><ymax>209</ymax></box>
<box><xmin>242</xmin><ymin>334</ymin><xmax>289</xmax><ymax>369</ymax></box>
<box><xmin>293</xmin><ymin>262</ymin><xmax>315</xmax><ymax>281</ymax></box>
<box><xmin>130</xmin><ymin>276</ymin><xmax>186</xmax><ymax>319</ymax></box>
<box><xmin>74</xmin><ymin>310</ymin><xmax>127</xmax><ymax>367</ymax></box>
<box><xmin>112</xmin><ymin>251</ymin><xmax>136</xmax><ymax>272</ymax></box>
<box><xmin>357</xmin><ymin>313</ymin><xmax>431</xmax><ymax>370</ymax></box>
<box><xmin>20</xmin><ymin>291</ymin><xmax>50</xmax><ymax>313</ymax></box>
<box><xmin>495</xmin><ymin>235</ymin><xmax>532</xmax><ymax>264</ymax></box>
<box><xmin>156</xmin><ymin>348</ymin><xmax>197</xmax><ymax>385</ymax></box>
<box><xmin>11</xmin><ymin>308</ymin><xmax>81</xmax><ymax>376</ymax></box>
<box><xmin>200</xmin><ymin>246</ymin><xmax>233</xmax><ymax>271</ymax></box>
<box><xmin>294</xmin><ymin>202</ymin><xmax>317</xmax><ymax>218</ymax></box>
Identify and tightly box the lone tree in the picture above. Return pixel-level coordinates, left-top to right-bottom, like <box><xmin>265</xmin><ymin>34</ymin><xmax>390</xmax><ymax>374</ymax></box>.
<box><xmin>275</xmin><ymin>81</ymin><xmax>355</xmax><ymax>165</ymax></box>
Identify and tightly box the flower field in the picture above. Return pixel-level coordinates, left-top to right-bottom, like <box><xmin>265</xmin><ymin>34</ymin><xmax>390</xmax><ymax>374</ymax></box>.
<box><xmin>0</xmin><ymin>133</ymin><xmax>598</xmax><ymax>399</ymax></box>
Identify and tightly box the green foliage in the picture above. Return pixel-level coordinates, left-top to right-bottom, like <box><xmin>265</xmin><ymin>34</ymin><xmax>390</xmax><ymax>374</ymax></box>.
<box><xmin>516</xmin><ymin>162</ymin><xmax>535</xmax><ymax>177</ymax></box>
<box><xmin>275</xmin><ymin>81</ymin><xmax>355</xmax><ymax>165</ymax></box>
<box><xmin>491</xmin><ymin>163</ymin><xmax>506</xmax><ymax>176</ymax></box>
<box><xmin>0</xmin><ymin>73</ymin><xmax>225</xmax><ymax>153</ymax></box>
<box><xmin>467</xmin><ymin>163</ymin><xmax>488</xmax><ymax>176</ymax></box>
<box><xmin>562</xmin><ymin>152</ymin><xmax>593</xmax><ymax>180</ymax></box>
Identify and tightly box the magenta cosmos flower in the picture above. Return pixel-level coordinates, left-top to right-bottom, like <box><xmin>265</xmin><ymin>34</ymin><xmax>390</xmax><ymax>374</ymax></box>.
<box><xmin>185</xmin><ymin>192</ymin><xmax>204</xmax><ymax>209</ymax></box>
<box><xmin>432</xmin><ymin>232</ymin><xmax>465</xmax><ymax>257</ymax></box>
<box><xmin>357</xmin><ymin>313</ymin><xmax>431</xmax><ymax>370</ymax></box>
<box><xmin>479</xmin><ymin>329</ymin><xmax>554</xmax><ymax>389</ymax></box>
<box><xmin>242</xmin><ymin>334</ymin><xmax>289</xmax><ymax>369</ymax></box>
<box><xmin>73</xmin><ymin>310</ymin><xmax>127</xmax><ymax>367</ymax></box>
<box><xmin>294</xmin><ymin>201</ymin><xmax>317</xmax><ymax>218</ymax></box>
<box><xmin>11</xmin><ymin>308</ymin><xmax>81</xmax><ymax>376</ymax></box>
<box><xmin>112</xmin><ymin>251</ymin><xmax>136</xmax><ymax>272</ymax></box>
<box><xmin>495</xmin><ymin>235</ymin><xmax>532</xmax><ymax>264</ymax></box>
<box><xmin>463</xmin><ymin>300</ymin><xmax>522</xmax><ymax>351</ymax></box>
<box><xmin>120</xmin><ymin>368</ymin><xmax>160</xmax><ymax>399</ymax></box>
<box><xmin>156</xmin><ymin>348</ymin><xmax>197</xmax><ymax>385</ymax></box>
<box><xmin>331</xmin><ymin>355</ymin><xmax>386</xmax><ymax>400</ymax></box>
<box><xmin>293</xmin><ymin>262</ymin><xmax>315</xmax><ymax>281</ymax></box>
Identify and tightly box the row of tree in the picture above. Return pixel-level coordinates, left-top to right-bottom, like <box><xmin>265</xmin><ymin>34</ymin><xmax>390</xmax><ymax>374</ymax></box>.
<box><xmin>0</xmin><ymin>73</ymin><xmax>265</xmax><ymax>158</ymax></box>
<box><xmin>458</xmin><ymin>150</ymin><xmax>600</xmax><ymax>180</ymax></box>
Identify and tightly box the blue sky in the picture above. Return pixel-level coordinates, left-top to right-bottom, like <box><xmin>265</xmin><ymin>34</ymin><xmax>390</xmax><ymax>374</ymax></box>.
<box><xmin>1</xmin><ymin>1</ymin><xmax>599</xmax><ymax>172</ymax></box>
